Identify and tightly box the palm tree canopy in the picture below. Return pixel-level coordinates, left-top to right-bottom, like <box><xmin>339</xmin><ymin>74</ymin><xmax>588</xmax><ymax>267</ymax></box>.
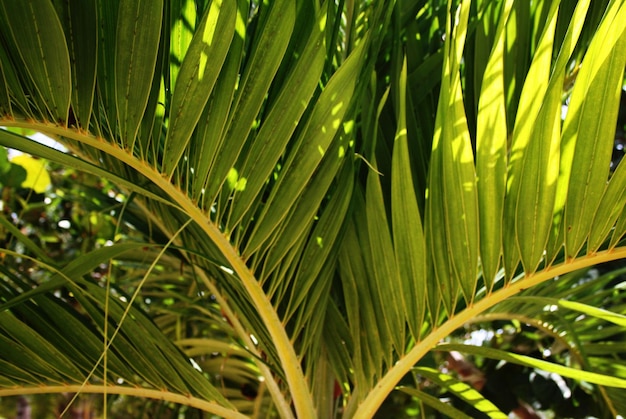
<box><xmin>1</xmin><ymin>0</ymin><xmax>626</xmax><ymax>417</ymax></box>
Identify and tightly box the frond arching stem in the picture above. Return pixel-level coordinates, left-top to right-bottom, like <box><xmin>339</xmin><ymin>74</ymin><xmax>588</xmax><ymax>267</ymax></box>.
<box><xmin>1</xmin><ymin>121</ymin><xmax>311</xmax><ymax>419</ymax></box>
<box><xmin>351</xmin><ymin>247</ymin><xmax>626</xmax><ymax>418</ymax></box>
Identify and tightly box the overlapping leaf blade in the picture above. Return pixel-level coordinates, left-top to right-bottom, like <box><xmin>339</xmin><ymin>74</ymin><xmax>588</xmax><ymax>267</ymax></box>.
<box><xmin>1</xmin><ymin>0</ymin><xmax>626</xmax><ymax>417</ymax></box>
<box><xmin>189</xmin><ymin>0</ymin><xmax>247</xmax><ymax>204</ymax></box>
<box><xmin>366</xmin><ymin>167</ymin><xmax>405</xmax><ymax>353</ymax></box>
<box><xmin>413</xmin><ymin>367</ymin><xmax>507</xmax><ymax>418</ymax></box>
<box><xmin>476</xmin><ymin>0</ymin><xmax>512</xmax><ymax>289</ymax></box>
<box><xmin>228</xmin><ymin>10</ymin><xmax>327</xmax><ymax>229</ymax></box>
<box><xmin>426</xmin><ymin>0</ymin><xmax>478</xmax><ymax>312</ymax></box>
<box><xmin>391</xmin><ymin>56</ymin><xmax>426</xmax><ymax>340</ymax></box>
<box><xmin>94</xmin><ymin>0</ymin><xmax>119</xmax><ymax>137</ymax></box>
<box><xmin>162</xmin><ymin>0</ymin><xmax>236</xmax><ymax>174</ymax></box>
<box><xmin>205</xmin><ymin>0</ymin><xmax>296</xmax><ymax>203</ymax></box>
<box><xmin>0</xmin><ymin>0</ymin><xmax>71</xmax><ymax>121</ymax></box>
<box><xmin>115</xmin><ymin>0</ymin><xmax>163</xmax><ymax>145</ymax></box>
<box><xmin>54</xmin><ymin>0</ymin><xmax>98</xmax><ymax>128</ymax></box>
<box><xmin>589</xmin><ymin>156</ymin><xmax>626</xmax><ymax>252</ymax></box>
<box><xmin>244</xmin><ymin>40</ymin><xmax>367</xmax><ymax>256</ymax></box>
<box><xmin>563</xmin><ymin>2</ymin><xmax>626</xmax><ymax>257</ymax></box>
<box><xmin>504</xmin><ymin>1</ymin><xmax>560</xmax><ymax>275</ymax></box>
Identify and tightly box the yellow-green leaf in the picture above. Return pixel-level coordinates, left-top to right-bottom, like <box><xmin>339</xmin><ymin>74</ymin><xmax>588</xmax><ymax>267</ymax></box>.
<box><xmin>10</xmin><ymin>154</ymin><xmax>50</xmax><ymax>193</ymax></box>
<box><xmin>392</xmin><ymin>56</ymin><xmax>426</xmax><ymax>338</ymax></box>
<box><xmin>563</xmin><ymin>5</ymin><xmax>626</xmax><ymax>257</ymax></box>
<box><xmin>476</xmin><ymin>0</ymin><xmax>512</xmax><ymax>289</ymax></box>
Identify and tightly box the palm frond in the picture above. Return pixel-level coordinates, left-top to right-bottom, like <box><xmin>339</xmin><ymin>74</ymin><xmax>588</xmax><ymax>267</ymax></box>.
<box><xmin>1</xmin><ymin>0</ymin><xmax>625</xmax><ymax>417</ymax></box>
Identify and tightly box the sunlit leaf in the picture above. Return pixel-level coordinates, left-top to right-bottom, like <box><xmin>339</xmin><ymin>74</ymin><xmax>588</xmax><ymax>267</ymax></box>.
<box><xmin>414</xmin><ymin>367</ymin><xmax>507</xmax><ymax>418</ymax></box>
<box><xmin>10</xmin><ymin>154</ymin><xmax>50</xmax><ymax>193</ymax></box>
<box><xmin>161</xmin><ymin>0</ymin><xmax>236</xmax><ymax>174</ymax></box>
<box><xmin>439</xmin><ymin>343</ymin><xmax>626</xmax><ymax>389</ymax></box>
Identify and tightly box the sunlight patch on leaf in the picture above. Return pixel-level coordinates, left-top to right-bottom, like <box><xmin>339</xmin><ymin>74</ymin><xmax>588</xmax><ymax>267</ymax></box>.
<box><xmin>10</xmin><ymin>154</ymin><xmax>50</xmax><ymax>193</ymax></box>
<box><xmin>414</xmin><ymin>367</ymin><xmax>507</xmax><ymax>418</ymax></box>
<box><xmin>332</xmin><ymin>102</ymin><xmax>344</xmax><ymax>116</ymax></box>
<box><xmin>226</xmin><ymin>167</ymin><xmax>247</xmax><ymax>192</ymax></box>
<box><xmin>338</xmin><ymin>146</ymin><xmax>345</xmax><ymax>158</ymax></box>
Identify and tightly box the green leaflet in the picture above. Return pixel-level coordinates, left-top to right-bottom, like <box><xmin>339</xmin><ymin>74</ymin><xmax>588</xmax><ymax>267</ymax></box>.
<box><xmin>339</xmin><ymin>217</ymin><xmax>386</xmax><ymax>387</ymax></box>
<box><xmin>227</xmin><ymin>9</ymin><xmax>327</xmax><ymax>230</ymax></box>
<box><xmin>563</xmin><ymin>3</ymin><xmax>626</xmax><ymax>257</ymax></box>
<box><xmin>0</xmin><ymin>48</ymin><xmax>12</xmax><ymax>116</ymax></box>
<box><xmin>544</xmin><ymin>0</ymin><xmax>592</xmax><ymax>263</ymax></box>
<box><xmin>283</xmin><ymin>162</ymin><xmax>353</xmax><ymax>325</ymax></box>
<box><xmin>439</xmin><ymin>343</ymin><xmax>626</xmax><ymax>389</ymax></box>
<box><xmin>137</xmin><ymin>19</ymin><xmax>167</xmax><ymax>163</ymax></box>
<box><xmin>0</xmin><ymin>333</ymin><xmax>66</xmax><ymax>384</ymax></box>
<box><xmin>0</xmin><ymin>0</ymin><xmax>71</xmax><ymax>121</ymax></box>
<box><xmin>610</xmin><ymin>204</ymin><xmax>626</xmax><ymax>249</ymax></box>
<box><xmin>169</xmin><ymin>0</ymin><xmax>199</xmax><ymax>94</ymax></box>
<box><xmin>413</xmin><ymin>367</ymin><xmax>507</xmax><ymax>418</ymax></box>
<box><xmin>505</xmin><ymin>0</ymin><xmax>560</xmax><ymax>275</ymax></box>
<box><xmin>502</xmin><ymin>0</ymin><xmax>530</xmax><ymax>133</ymax></box>
<box><xmin>25</xmin><ymin>296</ymin><xmax>132</xmax><ymax>380</ymax></box>
<box><xmin>115</xmin><ymin>0</ymin><xmax>163</xmax><ymax>145</ymax></box>
<box><xmin>54</xmin><ymin>0</ymin><xmax>98</xmax><ymax>129</ymax></box>
<box><xmin>501</xmin><ymin>0</ymin><xmax>538</xmax><ymax>279</ymax></box>
<box><xmin>74</xmin><ymin>284</ymin><xmax>178</xmax><ymax>392</ymax></box>
<box><xmin>589</xmin><ymin>154</ymin><xmax>626</xmax><ymax>252</ymax></box>
<box><xmin>472</xmin><ymin>0</ymin><xmax>503</xmax><ymax>110</ymax></box>
<box><xmin>95</xmin><ymin>0</ymin><xmax>119</xmax><ymax>137</ymax></box>
<box><xmin>1</xmin><ymin>0</ymin><xmax>626</xmax><ymax>417</ymax></box>
<box><xmin>0</xmin><ymin>243</ymin><xmax>152</xmax><ymax>312</ymax></box>
<box><xmin>322</xmin><ymin>301</ymin><xmax>354</xmax><ymax>391</ymax></box>
<box><xmin>426</xmin><ymin>0</ymin><xmax>478</xmax><ymax>311</ymax></box>
<box><xmin>366</xmin><ymin>165</ymin><xmax>405</xmax><ymax>354</ymax></box>
<box><xmin>161</xmin><ymin>0</ymin><xmax>236</xmax><ymax>175</ymax></box>
<box><xmin>190</xmin><ymin>2</ymin><xmax>246</xmax><ymax>204</ymax></box>
<box><xmin>205</xmin><ymin>0</ymin><xmax>296</xmax><ymax>203</ymax></box>
<box><xmin>244</xmin><ymin>39</ymin><xmax>366</xmax><ymax>256</ymax></box>
<box><xmin>0</xmin><ymin>42</ymin><xmax>33</xmax><ymax>117</ymax></box>
<box><xmin>476</xmin><ymin>0</ymin><xmax>512</xmax><ymax>289</ymax></box>
<box><xmin>391</xmin><ymin>56</ymin><xmax>426</xmax><ymax>339</ymax></box>
<box><xmin>259</xmin><ymin>129</ymin><xmax>350</xmax><ymax>276</ymax></box>
<box><xmin>0</xmin><ymin>358</ymin><xmax>38</xmax><ymax>386</ymax></box>
<box><xmin>508</xmin><ymin>296</ymin><xmax>626</xmax><ymax>328</ymax></box>
<box><xmin>0</xmin><ymin>311</ymin><xmax>84</xmax><ymax>383</ymax></box>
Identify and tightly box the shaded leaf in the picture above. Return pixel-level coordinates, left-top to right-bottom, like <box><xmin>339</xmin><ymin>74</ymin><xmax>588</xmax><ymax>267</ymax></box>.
<box><xmin>0</xmin><ymin>0</ymin><xmax>71</xmax><ymax>121</ymax></box>
<box><xmin>115</xmin><ymin>0</ymin><xmax>163</xmax><ymax>144</ymax></box>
